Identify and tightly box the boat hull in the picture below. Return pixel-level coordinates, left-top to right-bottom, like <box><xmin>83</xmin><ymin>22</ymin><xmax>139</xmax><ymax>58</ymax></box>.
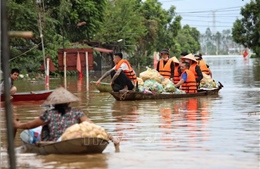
<box><xmin>20</xmin><ymin>130</ymin><xmax>109</xmax><ymax>155</ymax></box>
<box><xmin>110</xmin><ymin>87</ymin><xmax>222</xmax><ymax>101</ymax></box>
<box><xmin>90</xmin><ymin>81</ymin><xmax>112</xmax><ymax>92</ymax></box>
<box><xmin>1</xmin><ymin>90</ymin><xmax>53</xmax><ymax>102</ymax></box>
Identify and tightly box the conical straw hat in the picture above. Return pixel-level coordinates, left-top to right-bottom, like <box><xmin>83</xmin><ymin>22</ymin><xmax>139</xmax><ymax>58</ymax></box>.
<box><xmin>182</xmin><ymin>53</ymin><xmax>197</xmax><ymax>62</ymax></box>
<box><xmin>171</xmin><ymin>56</ymin><xmax>179</xmax><ymax>64</ymax></box>
<box><xmin>42</xmin><ymin>87</ymin><xmax>80</xmax><ymax>105</ymax></box>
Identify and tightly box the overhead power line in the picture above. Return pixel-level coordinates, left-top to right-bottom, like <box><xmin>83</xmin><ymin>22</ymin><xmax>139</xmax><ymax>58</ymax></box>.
<box><xmin>176</xmin><ymin>6</ymin><xmax>242</xmax><ymax>14</ymax></box>
<box><xmin>183</xmin><ymin>19</ymin><xmax>236</xmax><ymax>24</ymax></box>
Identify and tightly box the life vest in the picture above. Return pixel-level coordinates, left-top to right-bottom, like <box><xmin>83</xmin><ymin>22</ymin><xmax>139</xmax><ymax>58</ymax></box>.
<box><xmin>173</xmin><ymin>65</ymin><xmax>180</xmax><ymax>84</ymax></box>
<box><xmin>189</xmin><ymin>63</ymin><xmax>198</xmax><ymax>80</ymax></box>
<box><xmin>189</xmin><ymin>63</ymin><xmax>200</xmax><ymax>86</ymax></box>
<box><xmin>115</xmin><ymin>59</ymin><xmax>137</xmax><ymax>82</ymax></box>
<box><xmin>159</xmin><ymin>59</ymin><xmax>172</xmax><ymax>79</ymax></box>
<box><xmin>198</xmin><ymin>60</ymin><xmax>210</xmax><ymax>75</ymax></box>
<box><xmin>180</xmin><ymin>70</ymin><xmax>197</xmax><ymax>93</ymax></box>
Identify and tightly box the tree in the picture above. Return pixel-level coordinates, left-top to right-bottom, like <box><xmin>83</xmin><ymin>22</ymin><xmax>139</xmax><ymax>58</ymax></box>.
<box><xmin>176</xmin><ymin>25</ymin><xmax>201</xmax><ymax>54</ymax></box>
<box><xmin>94</xmin><ymin>0</ymin><xmax>146</xmax><ymax>52</ymax></box>
<box><xmin>6</xmin><ymin>0</ymin><xmax>107</xmax><ymax>73</ymax></box>
<box><xmin>232</xmin><ymin>0</ymin><xmax>260</xmax><ymax>57</ymax></box>
<box><xmin>139</xmin><ymin>0</ymin><xmax>181</xmax><ymax>58</ymax></box>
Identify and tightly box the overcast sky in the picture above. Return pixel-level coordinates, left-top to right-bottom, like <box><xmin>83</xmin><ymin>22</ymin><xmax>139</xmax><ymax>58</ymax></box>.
<box><xmin>158</xmin><ymin>0</ymin><xmax>250</xmax><ymax>34</ymax></box>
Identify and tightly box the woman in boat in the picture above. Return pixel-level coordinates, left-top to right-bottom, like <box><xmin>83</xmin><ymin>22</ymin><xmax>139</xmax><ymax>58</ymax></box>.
<box><xmin>181</xmin><ymin>54</ymin><xmax>203</xmax><ymax>87</ymax></box>
<box><xmin>96</xmin><ymin>52</ymin><xmax>137</xmax><ymax>92</ymax></box>
<box><xmin>156</xmin><ymin>49</ymin><xmax>175</xmax><ymax>81</ymax></box>
<box><xmin>14</xmin><ymin>87</ymin><xmax>119</xmax><ymax>145</ymax></box>
<box><xmin>174</xmin><ymin>62</ymin><xmax>197</xmax><ymax>93</ymax></box>
<box><xmin>14</xmin><ymin>87</ymin><xmax>90</xmax><ymax>141</ymax></box>
<box><xmin>170</xmin><ymin>56</ymin><xmax>181</xmax><ymax>84</ymax></box>
<box><xmin>195</xmin><ymin>53</ymin><xmax>212</xmax><ymax>77</ymax></box>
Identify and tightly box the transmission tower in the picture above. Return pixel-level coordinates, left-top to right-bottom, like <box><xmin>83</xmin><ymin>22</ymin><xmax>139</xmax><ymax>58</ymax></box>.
<box><xmin>212</xmin><ymin>10</ymin><xmax>217</xmax><ymax>34</ymax></box>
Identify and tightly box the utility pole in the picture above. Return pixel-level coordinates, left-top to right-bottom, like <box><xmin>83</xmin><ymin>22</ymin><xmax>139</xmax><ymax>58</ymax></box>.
<box><xmin>35</xmin><ymin>0</ymin><xmax>46</xmax><ymax>77</ymax></box>
<box><xmin>212</xmin><ymin>10</ymin><xmax>218</xmax><ymax>55</ymax></box>
<box><xmin>212</xmin><ymin>10</ymin><xmax>216</xmax><ymax>35</ymax></box>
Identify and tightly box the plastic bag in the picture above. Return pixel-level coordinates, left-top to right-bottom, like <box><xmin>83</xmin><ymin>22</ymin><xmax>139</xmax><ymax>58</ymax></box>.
<box><xmin>161</xmin><ymin>78</ymin><xmax>173</xmax><ymax>87</ymax></box>
<box><xmin>164</xmin><ymin>83</ymin><xmax>176</xmax><ymax>92</ymax></box>
<box><xmin>174</xmin><ymin>88</ymin><xmax>186</xmax><ymax>94</ymax></box>
<box><xmin>28</xmin><ymin>126</ymin><xmax>42</xmax><ymax>144</ymax></box>
<box><xmin>144</xmin><ymin>79</ymin><xmax>163</xmax><ymax>93</ymax></box>
<box><xmin>139</xmin><ymin>67</ymin><xmax>164</xmax><ymax>83</ymax></box>
<box><xmin>137</xmin><ymin>77</ymin><xmax>144</xmax><ymax>86</ymax></box>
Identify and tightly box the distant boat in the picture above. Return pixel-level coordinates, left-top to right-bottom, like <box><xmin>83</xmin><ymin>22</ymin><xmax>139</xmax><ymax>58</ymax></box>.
<box><xmin>90</xmin><ymin>81</ymin><xmax>112</xmax><ymax>92</ymax></box>
<box><xmin>1</xmin><ymin>90</ymin><xmax>53</xmax><ymax>102</ymax></box>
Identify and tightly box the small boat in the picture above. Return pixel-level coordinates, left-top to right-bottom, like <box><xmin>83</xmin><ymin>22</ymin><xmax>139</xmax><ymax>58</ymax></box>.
<box><xmin>20</xmin><ymin>130</ymin><xmax>109</xmax><ymax>155</ymax></box>
<box><xmin>90</xmin><ymin>81</ymin><xmax>112</xmax><ymax>92</ymax></box>
<box><xmin>110</xmin><ymin>82</ymin><xmax>223</xmax><ymax>101</ymax></box>
<box><xmin>1</xmin><ymin>90</ymin><xmax>53</xmax><ymax>102</ymax></box>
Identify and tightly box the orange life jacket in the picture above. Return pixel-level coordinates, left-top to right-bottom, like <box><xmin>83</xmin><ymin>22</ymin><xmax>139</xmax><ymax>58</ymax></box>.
<box><xmin>173</xmin><ymin>65</ymin><xmax>180</xmax><ymax>84</ymax></box>
<box><xmin>189</xmin><ymin>63</ymin><xmax>198</xmax><ymax>80</ymax></box>
<box><xmin>159</xmin><ymin>59</ymin><xmax>172</xmax><ymax>79</ymax></box>
<box><xmin>180</xmin><ymin>69</ymin><xmax>197</xmax><ymax>93</ymax></box>
<box><xmin>189</xmin><ymin>63</ymin><xmax>200</xmax><ymax>86</ymax></box>
<box><xmin>115</xmin><ymin>59</ymin><xmax>137</xmax><ymax>82</ymax></box>
<box><xmin>198</xmin><ymin>60</ymin><xmax>210</xmax><ymax>75</ymax></box>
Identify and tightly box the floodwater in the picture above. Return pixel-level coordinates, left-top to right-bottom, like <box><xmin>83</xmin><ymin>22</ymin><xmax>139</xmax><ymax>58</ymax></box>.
<box><xmin>0</xmin><ymin>55</ymin><xmax>259</xmax><ymax>169</ymax></box>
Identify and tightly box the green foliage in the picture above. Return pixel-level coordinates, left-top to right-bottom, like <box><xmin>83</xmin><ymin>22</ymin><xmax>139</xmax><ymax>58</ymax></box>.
<box><xmin>176</xmin><ymin>25</ymin><xmax>201</xmax><ymax>54</ymax></box>
<box><xmin>140</xmin><ymin>0</ymin><xmax>182</xmax><ymax>55</ymax></box>
<box><xmin>232</xmin><ymin>0</ymin><xmax>260</xmax><ymax>57</ymax></box>
<box><xmin>7</xmin><ymin>0</ymin><xmax>107</xmax><ymax>74</ymax></box>
<box><xmin>95</xmin><ymin>0</ymin><xmax>146</xmax><ymax>50</ymax></box>
<box><xmin>6</xmin><ymin>0</ymin><xmax>202</xmax><ymax>72</ymax></box>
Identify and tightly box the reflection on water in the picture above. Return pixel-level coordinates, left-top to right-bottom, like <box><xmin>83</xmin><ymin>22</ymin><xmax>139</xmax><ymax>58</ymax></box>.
<box><xmin>0</xmin><ymin>56</ymin><xmax>259</xmax><ymax>168</ymax></box>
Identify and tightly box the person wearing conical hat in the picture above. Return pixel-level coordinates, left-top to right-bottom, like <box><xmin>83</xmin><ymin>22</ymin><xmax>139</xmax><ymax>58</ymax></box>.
<box><xmin>180</xmin><ymin>52</ymin><xmax>188</xmax><ymax>60</ymax></box>
<box><xmin>181</xmin><ymin>53</ymin><xmax>203</xmax><ymax>87</ymax></box>
<box><xmin>195</xmin><ymin>53</ymin><xmax>212</xmax><ymax>77</ymax></box>
<box><xmin>174</xmin><ymin>62</ymin><xmax>197</xmax><ymax>93</ymax></box>
<box><xmin>13</xmin><ymin>87</ymin><xmax>91</xmax><ymax>141</ymax></box>
<box><xmin>170</xmin><ymin>56</ymin><xmax>182</xmax><ymax>84</ymax></box>
<box><xmin>156</xmin><ymin>49</ymin><xmax>175</xmax><ymax>81</ymax></box>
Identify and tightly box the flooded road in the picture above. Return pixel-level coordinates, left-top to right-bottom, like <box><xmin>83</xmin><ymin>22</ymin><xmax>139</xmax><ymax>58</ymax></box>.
<box><xmin>1</xmin><ymin>55</ymin><xmax>259</xmax><ymax>169</ymax></box>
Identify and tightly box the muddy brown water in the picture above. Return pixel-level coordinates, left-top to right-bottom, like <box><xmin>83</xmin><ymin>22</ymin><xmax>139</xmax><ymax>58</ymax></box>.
<box><xmin>0</xmin><ymin>55</ymin><xmax>259</xmax><ymax>169</ymax></box>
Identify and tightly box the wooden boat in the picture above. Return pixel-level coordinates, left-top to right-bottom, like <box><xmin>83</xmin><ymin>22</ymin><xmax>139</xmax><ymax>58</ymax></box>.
<box><xmin>1</xmin><ymin>90</ymin><xmax>53</xmax><ymax>102</ymax></box>
<box><xmin>110</xmin><ymin>82</ymin><xmax>223</xmax><ymax>101</ymax></box>
<box><xmin>20</xmin><ymin>130</ymin><xmax>109</xmax><ymax>155</ymax></box>
<box><xmin>90</xmin><ymin>81</ymin><xmax>112</xmax><ymax>92</ymax></box>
